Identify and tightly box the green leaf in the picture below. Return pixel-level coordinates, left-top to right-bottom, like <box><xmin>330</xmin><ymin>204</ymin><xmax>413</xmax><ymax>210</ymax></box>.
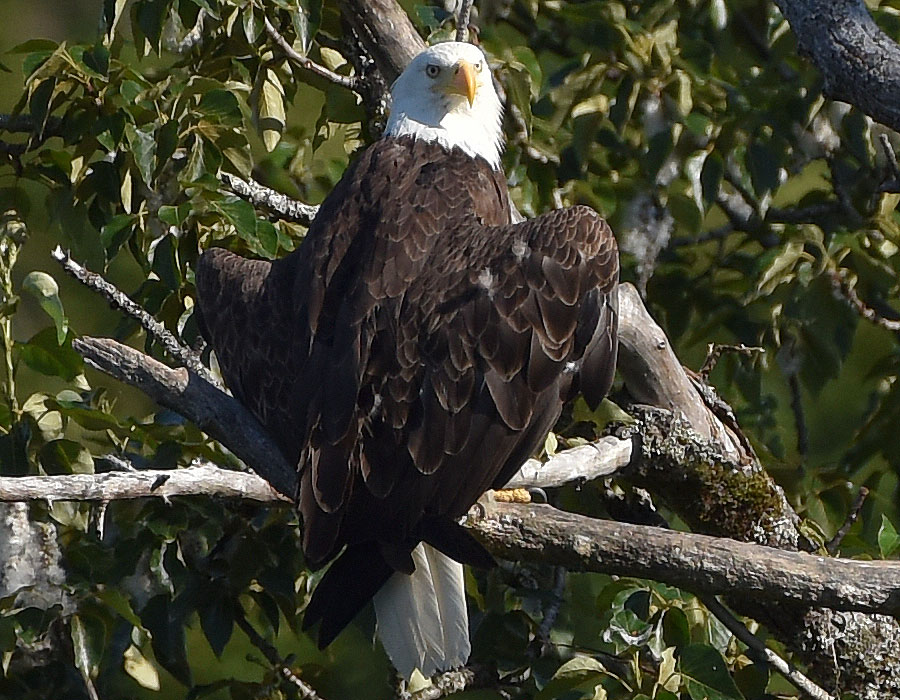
<box><xmin>198</xmin><ymin>596</ymin><xmax>234</xmax><ymax>658</ymax></box>
<box><xmin>668</xmin><ymin>193</ymin><xmax>702</xmax><ymax>235</ymax></box>
<box><xmin>754</xmin><ymin>240</ymin><xmax>804</xmax><ymax>298</ymax></box>
<box><xmin>199</xmin><ymin>89</ymin><xmax>242</xmax><ymax>126</ymax></box>
<box><xmin>214</xmin><ymin>198</ymin><xmax>257</xmax><ymax>240</ymax></box>
<box><xmin>536</xmin><ymin>656</ymin><xmax>607</xmax><ymax>700</ymax></box>
<box><xmin>878</xmin><ymin>515</ymin><xmax>900</xmax><ymax>559</ymax></box>
<box><xmin>291</xmin><ymin>0</ymin><xmax>322</xmax><ymax>54</ymax></box>
<box><xmin>700</xmin><ymin>152</ymin><xmax>723</xmax><ymax>207</ymax></box>
<box><xmin>39</xmin><ymin>439</ymin><xmax>94</xmax><ymax>475</ymax></box>
<box><xmin>18</xmin><ymin>327</ymin><xmax>82</xmax><ymax>380</ymax></box>
<box><xmin>259</xmin><ymin>69</ymin><xmax>286</xmax><ymax>152</ymax></box>
<box><xmin>22</xmin><ymin>271</ymin><xmax>67</xmax><ymax>344</ymax></box>
<box><xmin>746</xmin><ymin>140</ymin><xmax>780</xmax><ymax>196</ymax></box>
<box><xmin>679</xmin><ymin>645</ymin><xmax>744</xmax><ymax>700</ymax></box>
<box><xmin>141</xmin><ymin>595</ymin><xmax>192</xmax><ymax>686</ymax></box>
<box><xmin>9</xmin><ymin>39</ymin><xmax>59</xmax><ymax>54</ymax></box>
<box><xmin>125</xmin><ymin>123</ymin><xmax>158</xmax><ymax>186</ymax></box>
<box><xmin>71</xmin><ymin>614</ymin><xmax>104</xmax><ymax>684</ymax></box>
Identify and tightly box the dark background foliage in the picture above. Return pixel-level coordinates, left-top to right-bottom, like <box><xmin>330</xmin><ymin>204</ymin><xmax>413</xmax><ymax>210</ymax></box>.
<box><xmin>1</xmin><ymin>1</ymin><xmax>899</xmax><ymax>698</ymax></box>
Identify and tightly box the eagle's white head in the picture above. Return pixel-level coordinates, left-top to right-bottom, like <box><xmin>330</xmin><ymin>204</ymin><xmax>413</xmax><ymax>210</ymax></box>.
<box><xmin>386</xmin><ymin>42</ymin><xmax>504</xmax><ymax>169</ymax></box>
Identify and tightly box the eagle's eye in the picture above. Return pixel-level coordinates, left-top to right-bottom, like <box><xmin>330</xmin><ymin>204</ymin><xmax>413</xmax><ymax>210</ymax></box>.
<box><xmin>425</xmin><ymin>64</ymin><xmax>441</xmax><ymax>78</ymax></box>
<box><xmin>474</xmin><ymin>61</ymin><xmax>483</xmax><ymax>72</ymax></box>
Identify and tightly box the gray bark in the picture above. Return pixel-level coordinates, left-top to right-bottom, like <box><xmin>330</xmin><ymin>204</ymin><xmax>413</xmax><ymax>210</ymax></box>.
<box><xmin>775</xmin><ymin>0</ymin><xmax>900</xmax><ymax>131</ymax></box>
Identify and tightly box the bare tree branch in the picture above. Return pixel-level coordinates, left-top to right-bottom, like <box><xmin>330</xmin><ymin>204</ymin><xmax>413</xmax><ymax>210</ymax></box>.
<box><xmin>467</xmin><ymin>501</ymin><xmax>900</xmax><ymax>619</ymax></box>
<box><xmin>698</xmin><ymin>594</ymin><xmax>835</xmax><ymax>700</ymax></box>
<box><xmin>234</xmin><ymin>611</ymin><xmax>327</xmax><ymax>700</ymax></box>
<box><xmin>221</xmin><ymin>172</ymin><xmax>319</xmax><ymax>226</ymax></box>
<box><xmin>0</xmin><ymin>114</ymin><xmax>63</xmax><ymax>135</ymax></box>
<box><xmin>827</xmin><ymin>267</ymin><xmax>900</xmax><ymax>332</ymax></box>
<box><xmin>263</xmin><ymin>16</ymin><xmax>358</xmax><ymax>91</ymax></box>
<box><xmin>504</xmin><ymin>435</ymin><xmax>632</xmax><ymax>490</ymax></box>
<box><xmin>455</xmin><ymin>0</ymin><xmax>475</xmax><ymax>42</ymax></box>
<box><xmin>52</xmin><ymin>247</ymin><xmax>217</xmax><ymax>386</ymax></box>
<box><xmin>826</xmin><ymin>486</ymin><xmax>869</xmax><ymax>556</ymax></box>
<box><xmin>0</xmin><ymin>463</ymin><xmax>289</xmax><ymax>504</ymax></box>
<box><xmin>72</xmin><ymin>336</ymin><xmax>297</xmax><ymax>497</ymax></box>
<box><xmin>3</xmin><ymin>464</ymin><xmax>900</xmax><ymax>621</ymax></box>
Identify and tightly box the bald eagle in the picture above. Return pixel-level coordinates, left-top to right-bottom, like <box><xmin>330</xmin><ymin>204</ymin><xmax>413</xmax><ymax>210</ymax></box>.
<box><xmin>195</xmin><ymin>41</ymin><xmax>618</xmax><ymax>678</ymax></box>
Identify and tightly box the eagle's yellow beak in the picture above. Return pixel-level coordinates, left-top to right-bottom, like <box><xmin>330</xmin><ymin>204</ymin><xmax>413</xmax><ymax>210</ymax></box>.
<box><xmin>445</xmin><ymin>60</ymin><xmax>477</xmax><ymax>106</ymax></box>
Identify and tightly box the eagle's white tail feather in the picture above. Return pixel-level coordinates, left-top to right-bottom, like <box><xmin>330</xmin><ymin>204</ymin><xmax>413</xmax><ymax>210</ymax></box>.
<box><xmin>373</xmin><ymin>543</ymin><xmax>470</xmax><ymax>679</ymax></box>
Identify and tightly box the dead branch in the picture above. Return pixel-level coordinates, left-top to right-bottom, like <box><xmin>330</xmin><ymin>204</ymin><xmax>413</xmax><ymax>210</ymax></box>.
<box><xmin>72</xmin><ymin>336</ymin><xmax>297</xmax><ymax>497</ymax></box>
<box><xmin>3</xmin><ymin>464</ymin><xmax>900</xmax><ymax>620</ymax></box>
<box><xmin>467</xmin><ymin>501</ymin><xmax>900</xmax><ymax>619</ymax></box>
<box><xmin>220</xmin><ymin>172</ymin><xmax>319</xmax><ymax>226</ymax></box>
<box><xmin>52</xmin><ymin>247</ymin><xmax>217</xmax><ymax>385</ymax></box>
<box><xmin>0</xmin><ymin>462</ymin><xmax>289</xmax><ymax>504</ymax></box>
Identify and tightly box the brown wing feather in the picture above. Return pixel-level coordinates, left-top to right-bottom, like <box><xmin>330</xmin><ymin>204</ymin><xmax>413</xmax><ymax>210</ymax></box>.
<box><xmin>195</xmin><ymin>136</ymin><xmax>618</xmax><ymax>646</ymax></box>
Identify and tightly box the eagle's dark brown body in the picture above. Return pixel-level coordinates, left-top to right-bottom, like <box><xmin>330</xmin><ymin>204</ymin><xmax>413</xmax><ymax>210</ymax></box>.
<box><xmin>196</xmin><ymin>136</ymin><xmax>618</xmax><ymax>644</ymax></box>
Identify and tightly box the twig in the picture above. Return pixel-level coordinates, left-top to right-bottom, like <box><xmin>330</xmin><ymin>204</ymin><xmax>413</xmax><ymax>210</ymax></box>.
<box><xmin>263</xmin><ymin>16</ymin><xmax>358</xmax><ymax>91</ymax></box>
<box><xmin>699</xmin><ymin>594</ymin><xmax>835</xmax><ymax>700</ymax></box>
<box><xmin>698</xmin><ymin>343</ymin><xmax>764</xmax><ymax>379</ymax></box>
<box><xmin>221</xmin><ymin>172</ymin><xmax>319</xmax><ymax>226</ymax></box>
<box><xmin>234</xmin><ymin>610</ymin><xmax>326</xmax><ymax>700</ymax></box>
<box><xmin>537</xmin><ymin>566</ymin><xmax>566</xmax><ymax>643</ymax></box>
<box><xmin>455</xmin><ymin>0</ymin><xmax>475</xmax><ymax>42</ymax></box>
<box><xmin>51</xmin><ymin>247</ymin><xmax>218</xmax><ymax>386</ymax></box>
<box><xmin>826</xmin><ymin>486</ymin><xmax>869</xmax><ymax>556</ymax></box>
<box><xmin>827</xmin><ymin>267</ymin><xmax>900</xmax><ymax>332</ymax></box>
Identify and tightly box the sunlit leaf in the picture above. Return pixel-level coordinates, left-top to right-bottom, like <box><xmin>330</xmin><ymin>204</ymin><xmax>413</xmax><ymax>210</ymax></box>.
<box><xmin>22</xmin><ymin>271</ymin><xmax>67</xmax><ymax>344</ymax></box>
<box><xmin>878</xmin><ymin>515</ymin><xmax>900</xmax><ymax>559</ymax></box>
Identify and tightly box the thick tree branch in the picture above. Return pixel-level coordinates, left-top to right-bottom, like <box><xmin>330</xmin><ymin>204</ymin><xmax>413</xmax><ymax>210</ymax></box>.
<box><xmin>72</xmin><ymin>336</ymin><xmax>297</xmax><ymax>497</ymax></box>
<box><xmin>338</xmin><ymin>0</ymin><xmax>425</xmax><ymax>84</ymax></box>
<box><xmin>3</xmin><ymin>465</ymin><xmax>900</xmax><ymax>621</ymax></box>
<box><xmin>774</xmin><ymin>0</ymin><xmax>900</xmax><ymax>132</ymax></box>
<box><xmin>468</xmin><ymin>502</ymin><xmax>900</xmax><ymax>618</ymax></box>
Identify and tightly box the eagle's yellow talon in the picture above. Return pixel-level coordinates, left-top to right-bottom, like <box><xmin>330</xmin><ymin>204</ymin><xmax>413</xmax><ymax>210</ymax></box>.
<box><xmin>492</xmin><ymin>488</ymin><xmax>532</xmax><ymax>504</ymax></box>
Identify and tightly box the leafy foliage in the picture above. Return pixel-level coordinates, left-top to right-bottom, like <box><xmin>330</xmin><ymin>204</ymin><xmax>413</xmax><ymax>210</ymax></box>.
<box><xmin>1</xmin><ymin>0</ymin><xmax>899</xmax><ymax>698</ymax></box>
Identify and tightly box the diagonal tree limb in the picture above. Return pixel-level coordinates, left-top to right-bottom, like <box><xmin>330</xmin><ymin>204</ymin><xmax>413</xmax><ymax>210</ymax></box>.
<box><xmin>263</xmin><ymin>16</ymin><xmax>358</xmax><ymax>91</ymax></box>
<box><xmin>72</xmin><ymin>336</ymin><xmax>297</xmax><ymax>497</ymax></box>
<box><xmin>52</xmin><ymin>247</ymin><xmax>218</xmax><ymax>387</ymax></box>
<box><xmin>220</xmin><ymin>172</ymin><xmax>319</xmax><ymax>226</ymax></box>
